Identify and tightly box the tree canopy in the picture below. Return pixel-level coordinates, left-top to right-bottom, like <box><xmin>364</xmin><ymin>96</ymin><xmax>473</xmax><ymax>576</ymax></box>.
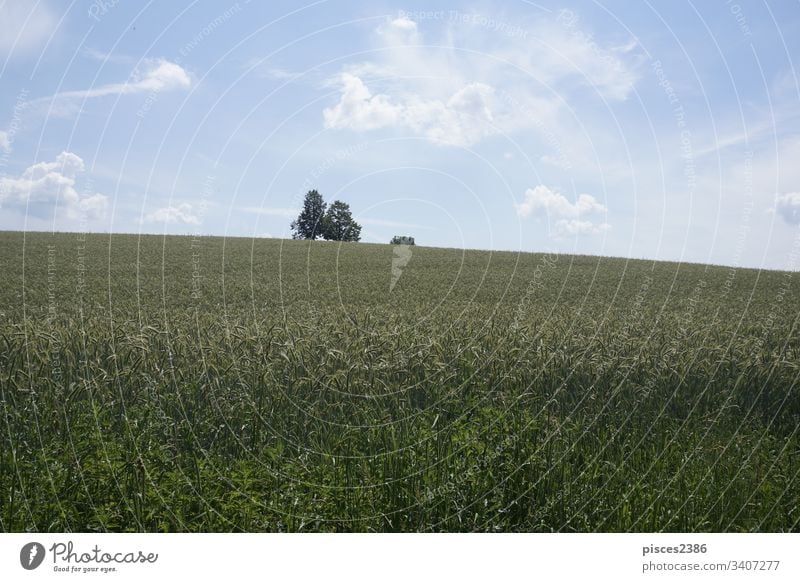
<box><xmin>290</xmin><ymin>190</ymin><xmax>326</xmax><ymax>240</ymax></box>
<box><xmin>323</xmin><ymin>200</ymin><xmax>361</xmax><ymax>242</ymax></box>
<box><xmin>291</xmin><ymin>190</ymin><xmax>361</xmax><ymax>242</ymax></box>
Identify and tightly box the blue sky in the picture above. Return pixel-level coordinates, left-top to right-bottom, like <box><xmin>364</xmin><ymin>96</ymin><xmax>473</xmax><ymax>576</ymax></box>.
<box><xmin>1</xmin><ymin>0</ymin><xmax>799</xmax><ymax>269</ymax></box>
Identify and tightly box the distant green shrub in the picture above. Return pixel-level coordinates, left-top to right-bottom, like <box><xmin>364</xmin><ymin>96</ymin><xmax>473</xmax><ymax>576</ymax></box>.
<box><xmin>390</xmin><ymin>235</ymin><xmax>415</xmax><ymax>245</ymax></box>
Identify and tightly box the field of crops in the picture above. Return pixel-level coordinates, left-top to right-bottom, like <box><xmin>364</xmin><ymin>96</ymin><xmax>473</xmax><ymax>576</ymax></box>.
<box><xmin>1</xmin><ymin>230</ymin><xmax>798</xmax><ymax>532</ymax></box>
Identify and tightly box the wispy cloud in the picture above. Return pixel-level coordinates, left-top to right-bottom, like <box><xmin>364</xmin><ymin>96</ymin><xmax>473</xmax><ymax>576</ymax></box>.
<box><xmin>0</xmin><ymin>0</ymin><xmax>57</xmax><ymax>58</ymax></box>
<box><xmin>45</xmin><ymin>59</ymin><xmax>191</xmax><ymax>101</ymax></box>
<box><xmin>18</xmin><ymin>58</ymin><xmax>192</xmax><ymax>120</ymax></box>
<box><xmin>694</xmin><ymin>117</ymin><xmax>782</xmax><ymax>158</ymax></box>
<box><xmin>242</xmin><ymin>57</ymin><xmax>306</xmax><ymax>82</ymax></box>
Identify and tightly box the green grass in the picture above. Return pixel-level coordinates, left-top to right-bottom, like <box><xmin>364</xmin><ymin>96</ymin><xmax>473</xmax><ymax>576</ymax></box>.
<box><xmin>1</xmin><ymin>230</ymin><xmax>798</xmax><ymax>532</ymax></box>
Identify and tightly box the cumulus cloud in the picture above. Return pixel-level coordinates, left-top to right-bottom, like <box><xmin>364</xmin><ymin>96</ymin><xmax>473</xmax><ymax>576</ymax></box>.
<box><xmin>387</xmin><ymin>16</ymin><xmax>417</xmax><ymax>32</ymax></box>
<box><xmin>78</xmin><ymin>193</ymin><xmax>109</xmax><ymax>217</ymax></box>
<box><xmin>323</xmin><ymin>74</ymin><xmax>536</xmax><ymax>146</ymax></box>
<box><xmin>323</xmin><ymin>74</ymin><xmax>403</xmax><ymax>131</ymax></box>
<box><xmin>516</xmin><ymin>185</ymin><xmax>606</xmax><ymax>218</ymax></box>
<box><xmin>377</xmin><ymin>16</ymin><xmax>421</xmax><ymax>45</ymax></box>
<box><xmin>775</xmin><ymin>192</ymin><xmax>800</xmax><ymax>225</ymax></box>
<box><xmin>145</xmin><ymin>203</ymin><xmax>200</xmax><ymax>225</ymax></box>
<box><xmin>0</xmin><ymin>152</ymin><xmax>108</xmax><ymax>219</ymax></box>
<box><xmin>322</xmin><ymin>13</ymin><xmax>638</xmax><ymax>147</ymax></box>
<box><xmin>516</xmin><ymin>185</ymin><xmax>609</xmax><ymax>236</ymax></box>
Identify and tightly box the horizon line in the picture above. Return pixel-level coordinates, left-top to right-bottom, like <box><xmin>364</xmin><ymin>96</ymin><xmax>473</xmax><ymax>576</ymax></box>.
<box><xmin>0</xmin><ymin>228</ymin><xmax>793</xmax><ymax>274</ymax></box>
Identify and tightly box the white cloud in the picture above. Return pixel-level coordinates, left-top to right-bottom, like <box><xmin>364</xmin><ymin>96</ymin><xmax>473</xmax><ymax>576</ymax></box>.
<box><xmin>516</xmin><ymin>185</ymin><xmax>606</xmax><ymax>218</ymax></box>
<box><xmin>694</xmin><ymin>117</ymin><xmax>782</xmax><ymax>158</ymax></box>
<box><xmin>387</xmin><ymin>16</ymin><xmax>417</xmax><ymax>33</ymax></box>
<box><xmin>323</xmin><ymin>74</ymin><xmax>404</xmax><ymax>132</ymax></box>
<box><xmin>242</xmin><ymin>56</ymin><xmax>309</xmax><ymax>82</ymax></box>
<box><xmin>20</xmin><ymin>59</ymin><xmax>192</xmax><ymax>120</ymax></box>
<box><xmin>323</xmin><ymin>74</ymin><xmax>545</xmax><ymax>147</ymax></box>
<box><xmin>0</xmin><ymin>0</ymin><xmax>57</xmax><ymax>58</ymax></box>
<box><xmin>0</xmin><ymin>152</ymin><xmax>108</xmax><ymax>219</ymax></box>
<box><xmin>50</xmin><ymin>59</ymin><xmax>191</xmax><ymax>101</ymax></box>
<box><xmin>525</xmin><ymin>25</ymin><xmax>639</xmax><ymax>101</ymax></box>
<box><xmin>0</xmin><ymin>131</ymin><xmax>9</xmax><ymax>152</ymax></box>
<box><xmin>322</xmin><ymin>13</ymin><xmax>638</xmax><ymax>147</ymax></box>
<box><xmin>79</xmin><ymin>193</ymin><xmax>108</xmax><ymax>217</ymax></box>
<box><xmin>775</xmin><ymin>192</ymin><xmax>800</xmax><ymax>225</ymax></box>
<box><xmin>516</xmin><ymin>185</ymin><xmax>609</xmax><ymax>236</ymax></box>
<box><xmin>378</xmin><ymin>16</ymin><xmax>421</xmax><ymax>45</ymax></box>
<box><xmin>145</xmin><ymin>203</ymin><xmax>200</xmax><ymax>225</ymax></box>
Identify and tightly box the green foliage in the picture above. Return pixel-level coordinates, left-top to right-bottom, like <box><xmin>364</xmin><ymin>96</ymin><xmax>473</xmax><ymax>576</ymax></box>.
<box><xmin>0</xmin><ymin>231</ymin><xmax>798</xmax><ymax>532</ymax></box>
<box><xmin>291</xmin><ymin>189</ymin><xmax>327</xmax><ymax>240</ymax></box>
<box><xmin>391</xmin><ymin>236</ymin><xmax>415</xmax><ymax>245</ymax></box>
<box><xmin>323</xmin><ymin>200</ymin><xmax>361</xmax><ymax>242</ymax></box>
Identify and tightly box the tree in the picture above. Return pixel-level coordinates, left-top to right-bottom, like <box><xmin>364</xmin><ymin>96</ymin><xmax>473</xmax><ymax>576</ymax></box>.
<box><xmin>390</xmin><ymin>235</ymin><xmax>415</xmax><ymax>245</ymax></box>
<box><xmin>291</xmin><ymin>190</ymin><xmax>327</xmax><ymax>240</ymax></box>
<box><xmin>322</xmin><ymin>200</ymin><xmax>362</xmax><ymax>242</ymax></box>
